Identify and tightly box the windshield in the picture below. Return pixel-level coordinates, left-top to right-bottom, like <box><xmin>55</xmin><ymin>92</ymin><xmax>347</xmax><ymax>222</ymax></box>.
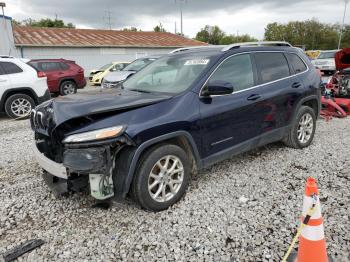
<box><xmin>123</xmin><ymin>58</ymin><xmax>157</xmax><ymax>71</ymax></box>
<box><xmin>99</xmin><ymin>63</ymin><xmax>113</xmax><ymax>71</ymax></box>
<box><xmin>318</xmin><ymin>52</ymin><xmax>336</xmax><ymax>59</ymax></box>
<box><xmin>123</xmin><ymin>55</ymin><xmax>211</xmax><ymax>94</ymax></box>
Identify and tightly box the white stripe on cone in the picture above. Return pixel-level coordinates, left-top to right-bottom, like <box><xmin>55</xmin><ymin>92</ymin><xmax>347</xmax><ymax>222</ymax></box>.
<box><xmin>301</xmin><ymin>224</ymin><xmax>325</xmax><ymax>241</ymax></box>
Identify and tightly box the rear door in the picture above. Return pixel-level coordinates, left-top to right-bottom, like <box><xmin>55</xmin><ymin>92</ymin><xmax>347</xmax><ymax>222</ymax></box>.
<box><xmin>253</xmin><ymin>52</ymin><xmax>299</xmax><ymax>130</ymax></box>
<box><xmin>39</xmin><ymin>62</ymin><xmax>64</xmax><ymax>92</ymax></box>
<box><xmin>0</xmin><ymin>62</ymin><xmax>11</xmax><ymax>101</ymax></box>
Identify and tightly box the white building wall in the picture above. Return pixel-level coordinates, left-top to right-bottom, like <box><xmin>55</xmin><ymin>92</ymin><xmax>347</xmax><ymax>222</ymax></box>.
<box><xmin>18</xmin><ymin>46</ymin><xmax>175</xmax><ymax>76</ymax></box>
<box><xmin>0</xmin><ymin>15</ymin><xmax>19</xmax><ymax>57</ymax></box>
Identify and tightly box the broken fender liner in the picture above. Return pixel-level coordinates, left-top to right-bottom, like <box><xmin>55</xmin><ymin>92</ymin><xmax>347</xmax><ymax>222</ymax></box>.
<box><xmin>3</xmin><ymin>239</ymin><xmax>45</xmax><ymax>262</ymax></box>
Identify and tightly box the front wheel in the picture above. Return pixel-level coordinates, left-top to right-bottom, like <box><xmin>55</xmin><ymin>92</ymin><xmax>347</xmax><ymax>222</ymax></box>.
<box><xmin>283</xmin><ymin>106</ymin><xmax>316</xmax><ymax>149</ymax></box>
<box><xmin>131</xmin><ymin>144</ymin><xmax>190</xmax><ymax>211</ymax></box>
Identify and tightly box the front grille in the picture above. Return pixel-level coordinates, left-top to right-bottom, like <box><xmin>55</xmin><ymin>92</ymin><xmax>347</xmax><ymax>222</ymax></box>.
<box><xmin>30</xmin><ymin>101</ymin><xmax>54</xmax><ymax>133</ymax></box>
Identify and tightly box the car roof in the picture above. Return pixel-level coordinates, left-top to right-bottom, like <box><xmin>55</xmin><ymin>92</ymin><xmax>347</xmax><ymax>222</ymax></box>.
<box><xmin>29</xmin><ymin>58</ymin><xmax>74</xmax><ymax>63</ymax></box>
<box><xmin>168</xmin><ymin>45</ymin><xmax>301</xmax><ymax>59</ymax></box>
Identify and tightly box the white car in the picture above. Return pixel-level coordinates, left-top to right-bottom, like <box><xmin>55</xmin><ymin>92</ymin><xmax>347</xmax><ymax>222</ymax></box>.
<box><xmin>0</xmin><ymin>56</ymin><xmax>50</xmax><ymax>118</ymax></box>
<box><xmin>311</xmin><ymin>50</ymin><xmax>338</xmax><ymax>74</ymax></box>
<box><xmin>102</xmin><ymin>57</ymin><xmax>159</xmax><ymax>88</ymax></box>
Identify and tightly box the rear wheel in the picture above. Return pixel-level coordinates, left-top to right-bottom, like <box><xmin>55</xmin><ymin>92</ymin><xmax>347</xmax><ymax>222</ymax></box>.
<box><xmin>131</xmin><ymin>144</ymin><xmax>190</xmax><ymax>211</ymax></box>
<box><xmin>4</xmin><ymin>94</ymin><xmax>35</xmax><ymax>119</ymax></box>
<box><xmin>283</xmin><ymin>106</ymin><xmax>316</xmax><ymax>149</ymax></box>
<box><xmin>59</xmin><ymin>81</ymin><xmax>77</xmax><ymax>96</ymax></box>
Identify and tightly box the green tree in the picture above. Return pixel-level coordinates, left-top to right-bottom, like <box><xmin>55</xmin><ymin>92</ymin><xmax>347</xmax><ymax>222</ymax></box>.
<box><xmin>195</xmin><ymin>25</ymin><xmax>225</xmax><ymax>45</ymax></box>
<box><xmin>122</xmin><ymin>27</ymin><xmax>138</xmax><ymax>32</ymax></box>
<box><xmin>264</xmin><ymin>19</ymin><xmax>345</xmax><ymax>50</ymax></box>
<box><xmin>220</xmin><ymin>34</ymin><xmax>258</xmax><ymax>45</ymax></box>
<box><xmin>153</xmin><ymin>23</ymin><xmax>166</xmax><ymax>32</ymax></box>
<box><xmin>16</xmin><ymin>18</ymin><xmax>75</xmax><ymax>28</ymax></box>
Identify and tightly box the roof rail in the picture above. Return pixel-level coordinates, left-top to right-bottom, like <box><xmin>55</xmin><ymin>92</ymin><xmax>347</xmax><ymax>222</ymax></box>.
<box><xmin>221</xmin><ymin>41</ymin><xmax>292</xmax><ymax>52</ymax></box>
<box><xmin>170</xmin><ymin>45</ymin><xmax>225</xmax><ymax>54</ymax></box>
<box><xmin>0</xmin><ymin>55</ymin><xmax>14</xmax><ymax>59</ymax></box>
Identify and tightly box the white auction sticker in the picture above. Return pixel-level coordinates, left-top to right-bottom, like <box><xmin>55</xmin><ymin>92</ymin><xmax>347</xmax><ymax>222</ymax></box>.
<box><xmin>184</xmin><ymin>59</ymin><xmax>210</xmax><ymax>66</ymax></box>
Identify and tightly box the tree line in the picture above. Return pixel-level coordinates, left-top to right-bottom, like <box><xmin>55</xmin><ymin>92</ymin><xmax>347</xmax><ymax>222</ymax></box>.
<box><xmin>195</xmin><ymin>20</ymin><xmax>349</xmax><ymax>50</ymax></box>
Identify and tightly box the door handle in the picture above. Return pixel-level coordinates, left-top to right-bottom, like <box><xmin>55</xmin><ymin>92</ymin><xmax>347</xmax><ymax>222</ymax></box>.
<box><xmin>292</xmin><ymin>82</ymin><xmax>302</xmax><ymax>88</ymax></box>
<box><xmin>247</xmin><ymin>94</ymin><xmax>261</xmax><ymax>101</ymax></box>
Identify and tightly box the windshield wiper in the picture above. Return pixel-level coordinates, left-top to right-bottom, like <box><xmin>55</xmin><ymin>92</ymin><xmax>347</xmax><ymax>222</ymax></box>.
<box><xmin>129</xmin><ymin>89</ymin><xmax>152</xmax><ymax>94</ymax></box>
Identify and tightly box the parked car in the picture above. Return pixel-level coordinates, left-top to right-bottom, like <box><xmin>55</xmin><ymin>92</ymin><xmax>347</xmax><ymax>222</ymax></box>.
<box><xmin>31</xmin><ymin>42</ymin><xmax>321</xmax><ymax>211</ymax></box>
<box><xmin>311</xmin><ymin>50</ymin><xmax>338</xmax><ymax>75</ymax></box>
<box><xmin>102</xmin><ymin>56</ymin><xmax>158</xmax><ymax>88</ymax></box>
<box><xmin>0</xmin><ymin>56</ymin><xmax>50</xmax><ymax>119</ymax></box>
<box><xmin>89</xmin><ymin>62</ymin><xmax>130</xmax><ymax>85</ymax></box>
<box><xmin>28</xmin><ymin>59</ymin><xmax>86</xmax><ymax>96</ymax></box>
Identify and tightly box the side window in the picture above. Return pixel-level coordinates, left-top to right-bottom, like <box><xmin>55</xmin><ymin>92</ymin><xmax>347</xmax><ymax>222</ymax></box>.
<box><xmin>60</xmin><ymin>62</ymin><xmax>70</xmax><ymax>70</ymax></box>
<box><xmin>254</xmin><ymin>53</ymin><xmax>290</xmax><ymax>84</ymax></box>
<box><xmin>209</xmin><ymin>54</ymin><xmax>255</xmax><ymax>92</ymax></box>
<box><xmin>286</xmin><ymin>53</ymin><xmax>307</xmax><ymax>74</ymax></box>
<box><xmin>0</xmin><ymin>62</ymin><xmax>23</xmax><ymax>74</ymax></box>
<box><xmin>40</xmin><ymin>62</ymin><xmax>62</xmax><ymax>71</ymax></box>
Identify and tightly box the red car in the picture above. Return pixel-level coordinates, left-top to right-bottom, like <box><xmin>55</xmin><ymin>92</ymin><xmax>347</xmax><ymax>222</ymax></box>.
<box><xmin>28</xmin><ymin>59</ymin><xmax>86</xmax><ymax>95</ymax></box>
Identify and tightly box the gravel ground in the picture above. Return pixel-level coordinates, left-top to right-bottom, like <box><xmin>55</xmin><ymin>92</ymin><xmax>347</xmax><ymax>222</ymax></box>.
<box><xmin>0</xmin><ymin>113</ymin><xmax>349</xmax><ymax>261</ymax></box>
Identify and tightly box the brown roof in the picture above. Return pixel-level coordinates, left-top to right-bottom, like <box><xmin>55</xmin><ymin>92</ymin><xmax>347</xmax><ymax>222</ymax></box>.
<box><xmin>13</xmin><ymin>26</ymin><xmax>207</xmax><ymax>48</ymax></box>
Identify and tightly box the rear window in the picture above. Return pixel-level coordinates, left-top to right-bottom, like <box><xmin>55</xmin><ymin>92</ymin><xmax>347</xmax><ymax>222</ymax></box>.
<box><xmin>286</xmin><ymin>53</ymin><xmax>307</xmax><ymax>74</ymax></box>
<box><xmin>60</xmin><ymin>62</ymin><xmax>70</xmax><ymax>70</ymax></box>
<box><xmin>0</xmin><ymin>62</ymin><xmax>23</xmax><ymax>74</ymax></box>
<box><xmin>254</xmin><ymin>53</ymin><xmax>290</xmax><ymax>84</ymax></box>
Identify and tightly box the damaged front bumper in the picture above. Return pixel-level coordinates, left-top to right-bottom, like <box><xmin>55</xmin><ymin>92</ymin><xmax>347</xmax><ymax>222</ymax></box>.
<box><xmin>32</xmin><ymin>135</ymin><xmax>133</xmax><ymax>200</ymax></box>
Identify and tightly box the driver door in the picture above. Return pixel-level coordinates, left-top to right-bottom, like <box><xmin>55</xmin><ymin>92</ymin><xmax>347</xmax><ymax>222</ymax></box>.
<box><xmin>199</xmin><ymin>53</ymin><xmax>272</xmax><ymax>159</ymax></box>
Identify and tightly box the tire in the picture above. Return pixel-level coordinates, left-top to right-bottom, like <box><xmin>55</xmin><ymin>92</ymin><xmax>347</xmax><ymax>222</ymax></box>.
<box><xmin>59</xmin><ymin>80</ymin><xmax>77</xmax><ymax>96</ymax></box>
<box><xmin>131</xmin><ymin>144</ymin><xmax>190</xmax><ymax>211</ymax></box>
<box><xmin>4</xmin><ymin>93</ymin><xmax>35</xmax><ymax>119</ymax></box>
<box><xmin>283</xmin><ymin>106</ymin><xmax>316</xmax><ymax>149</ymax></box>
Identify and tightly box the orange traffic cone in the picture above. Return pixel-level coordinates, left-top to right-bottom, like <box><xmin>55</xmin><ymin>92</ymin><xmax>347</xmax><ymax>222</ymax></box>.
<box><xmin>286</xmin><ymin>177</ymin><xmax>333</xmax><ymax>262</ymax></box>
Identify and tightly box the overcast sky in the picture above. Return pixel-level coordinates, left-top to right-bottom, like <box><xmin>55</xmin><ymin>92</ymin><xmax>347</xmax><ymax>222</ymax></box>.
<box><xmin>5</xmin><ymin>0</ymin><xmax>345</xmax><ymax>38</ymax></box>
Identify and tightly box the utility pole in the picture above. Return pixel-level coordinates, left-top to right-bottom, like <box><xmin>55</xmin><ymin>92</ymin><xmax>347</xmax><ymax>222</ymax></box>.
<box><xmin>175</xmin><ymin>0</ymin><xmax>187</xmax><ymax>36</ymax></box>
<box><xmin>338</xmin><ymin>0</ymin><xmax>349</xmax><ymax>49</ymax></box>
<box><xmin>103</xmin><ymin>10</ymin><xmax>113</xmax><ymax>30</ymax></box>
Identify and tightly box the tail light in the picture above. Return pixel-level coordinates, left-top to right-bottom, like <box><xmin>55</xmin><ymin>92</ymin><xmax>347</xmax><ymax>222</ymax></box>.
<box><xmin>37</xmin><ymin>71</ymin><xmax>46</xmax><ymax>78</ymax></box>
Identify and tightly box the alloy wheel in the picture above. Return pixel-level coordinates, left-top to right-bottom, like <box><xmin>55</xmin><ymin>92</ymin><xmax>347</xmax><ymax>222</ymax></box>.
<box><xmin>297</xmin><ymin>113</ymin><xmax>314</xmax><ymax>144</ymax></box>
<box><xmin>63</xmin><ymin>83</ymin><xmax>75</xmax><ymax>95</ymax></box>
<box><xmin>10</xmin><ymin>98</ymin><xmax>32</xmax><ymax>117</ymax></box>
<box><xmin>148</xmin><ymin>155</ymin><xmax>184</xmax><ymax>202</ymax></box>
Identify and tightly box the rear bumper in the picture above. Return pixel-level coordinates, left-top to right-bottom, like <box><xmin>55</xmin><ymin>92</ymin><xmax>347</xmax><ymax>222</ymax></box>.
<box><xmin>77</xmin><ymin>78</ymin><xmax>87</xmax><ymax>89</ymax></box>
<box><xmin>32</xmin><ymin>142</ymin><xmax>68</xmax><ymax>179</ymax></box>
<box><xmin>37</xmin><ymin>89</ymin><xmax>51</xmax><ymax>105</ymax></box>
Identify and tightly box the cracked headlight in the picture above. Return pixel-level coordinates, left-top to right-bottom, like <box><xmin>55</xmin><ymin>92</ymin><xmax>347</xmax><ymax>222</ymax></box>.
<box><xmin>63</xmin><ymin>126</ymin><xmax>125</xmax><ymax>143</ymax></box>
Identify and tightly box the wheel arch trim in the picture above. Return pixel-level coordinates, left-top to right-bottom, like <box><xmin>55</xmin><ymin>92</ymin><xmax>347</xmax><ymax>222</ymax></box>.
<box><xmin>122</xmin><ymin>131</ymin><xmax>202</xmax><ymax>197</ymax></box>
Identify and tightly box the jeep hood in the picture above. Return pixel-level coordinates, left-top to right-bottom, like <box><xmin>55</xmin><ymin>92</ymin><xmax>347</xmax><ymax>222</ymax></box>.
<box><xmin>104</xmin><ymin>70</ymin><xmax>135</xmax><ymax>82</ymax></box>
<box><xmin>50</xmin><ymin>89</ymin><xmax>171</xmax><ymax>126</ymax></box>
<box><xmin>335</xmin><ymin>48</ymin><xmax>350</xmax><ymax>70</ymax></box>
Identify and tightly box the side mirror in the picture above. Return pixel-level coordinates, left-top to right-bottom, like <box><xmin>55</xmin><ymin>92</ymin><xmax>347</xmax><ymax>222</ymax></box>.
<box><xmin>202</xmin><ymin>80</ymin><xmax>234</xmax><ymax>97</ymax></box>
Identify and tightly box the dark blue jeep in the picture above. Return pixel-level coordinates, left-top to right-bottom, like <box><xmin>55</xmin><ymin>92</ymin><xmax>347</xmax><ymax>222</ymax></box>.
<box><xmin>31</xmin><ymin>42</ymin><xmax>321</xmax><ymax>211</ymax></box>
